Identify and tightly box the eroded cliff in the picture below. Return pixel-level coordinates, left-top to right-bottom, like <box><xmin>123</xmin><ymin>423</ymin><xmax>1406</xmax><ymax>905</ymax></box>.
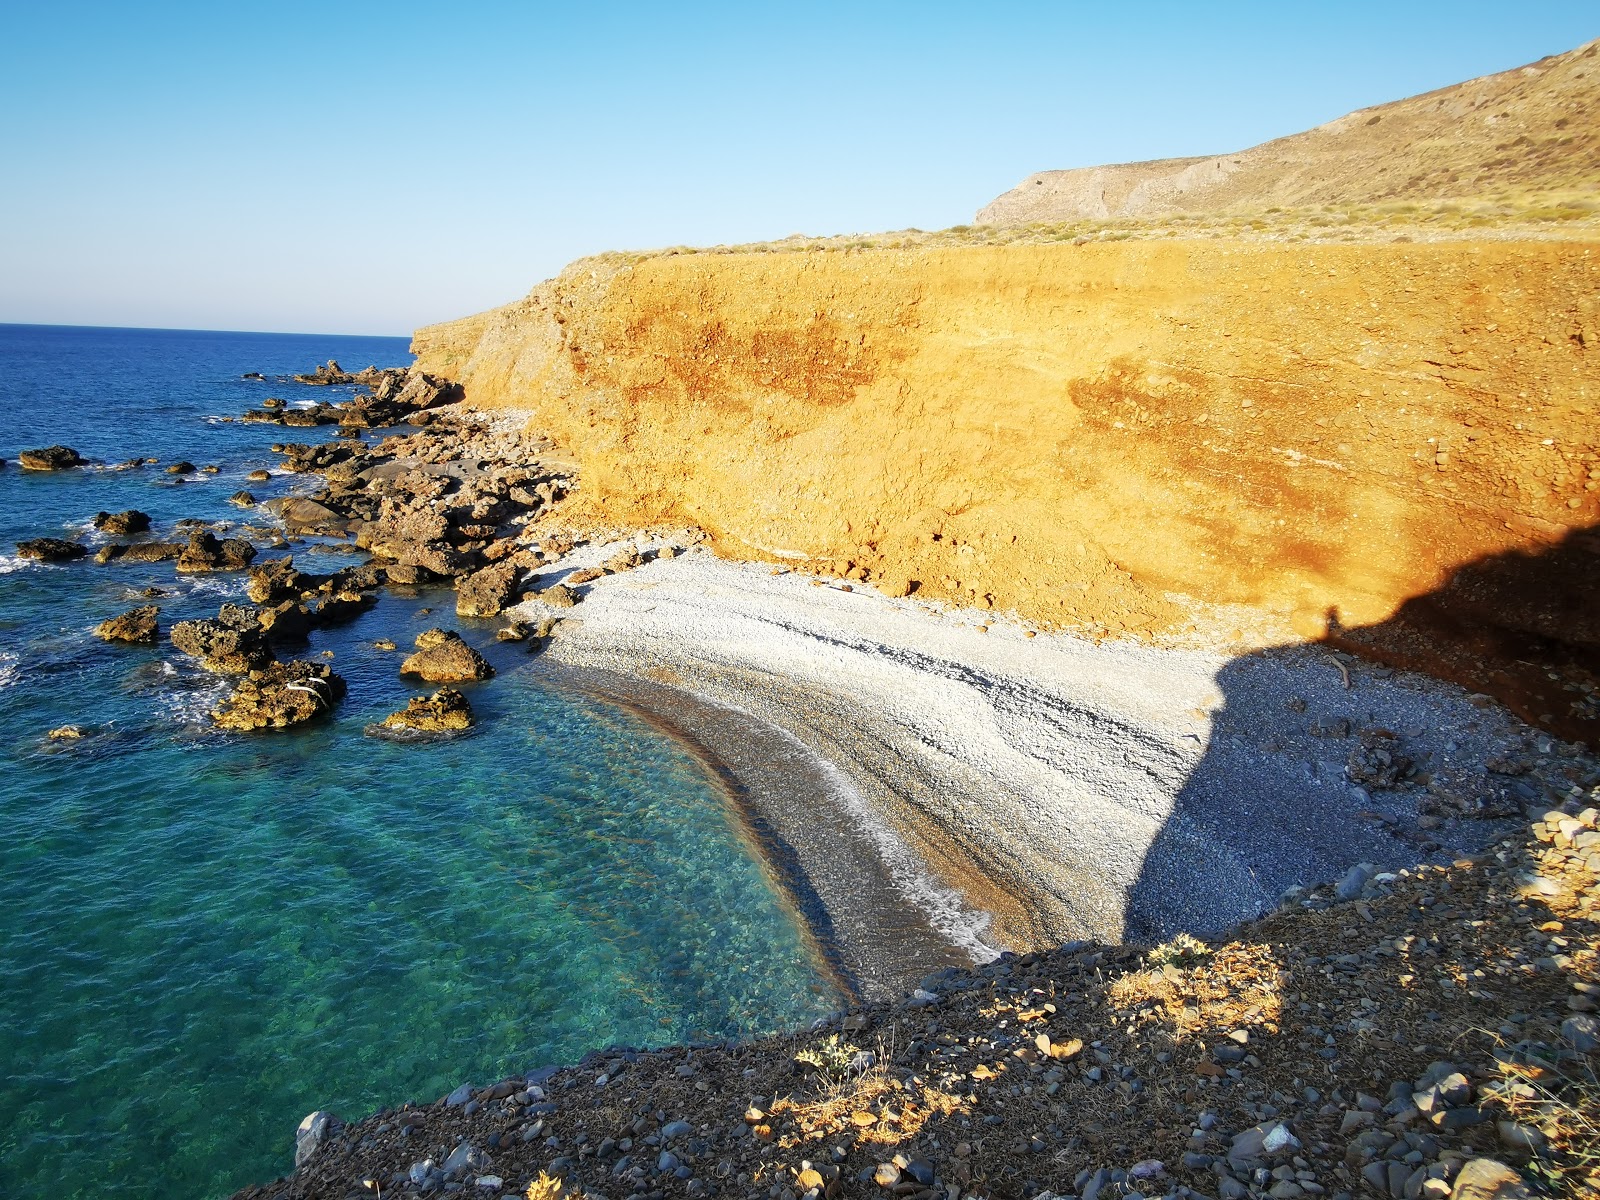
<box><xmin>413</xmin><ymin>237</ymin><xmax>1599</xmax><ymax>738</ymax></box>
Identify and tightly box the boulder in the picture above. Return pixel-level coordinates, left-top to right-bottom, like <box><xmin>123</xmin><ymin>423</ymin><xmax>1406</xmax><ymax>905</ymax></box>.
<box><xmin>48</xmin><ymin>724</ymin><xmax>86</xmax><ymax>740</ymax></box>
<box><xmin>1449</xmin><ymin>1159</ymin><xmax>1533</xmax><ymax>1200</ymax></box>
<box><xmin>92</xmin><ymin>510</ymin><xmax>151</xmax><ymax>535</ymax></box>
<box><xmin>246</xmin><ymin>469</ymin><xmax>272</xmax><ymax>482</ymax></box>
<box><xmin>228</xmin><ymin>490</ymin><xmax>257</xmax><ymax>508</ymax></box>
<box><xmin>211</xmin><ymin>660</ymin><xmax>346</xmax><ymax>731</ymax></box>
<box><xmin>17</xmin><ymin>537</ymin><xmax>86</xmax><ymax>561</ymax></box>
<box><xmin>381</xmin><ymin>688</ymin><xmax>474</xmax><ymax>733</ymax></box>
<box><xmin>97</xmin><ymin>541</ymin><xmax>184</xmax><ymax>564</ymax></box>
<box><xmin>170</xmin><ymin>618</ymin><xmax>275</xmax><ymax>674</ymax></box>
<box><xmin>295</xmin><ymin>1111</ymin><xmax>339</xmax><ymax>1169</ymax></box>
<box><xmin>539</xmin><ymin>583</ymin><xmax>579</xmax><ymax>608</ymax></box>
<box><xmin>94</xmin><ymin>605</ymin><xmax>159</xmax><ymax>644</ymax></box>
<box><xmin>455</xmin><ymin>562</ymin><xmax>521</xmax><ymax>618</ymax></box>
<box><xmin>166</xmin><ymin>461</ymin><xmax>196</xmax><ymax>475</ymax></box>
<box><xmin>400</xmin><ymin>629</ymin><xmax>494</xmax><ymax>682</ymax></box>
<box><xmin>246</xmin><ymin>557</ymin><xmax>320</xmax><ymax>605</ymax></box>
<box><xmin>266</xmin><ymin>496</ymin><xmax>347</xmax><ymax>535</ymax></box>
<box><xmin>18</xmin><ymin>445</ymin><xmax>82</xmax><ymax>471</ymax></box>
<box><xmin>176</xmin><ymin>531</ymin><xmax>257</xmax><ymax>573</ymax></box>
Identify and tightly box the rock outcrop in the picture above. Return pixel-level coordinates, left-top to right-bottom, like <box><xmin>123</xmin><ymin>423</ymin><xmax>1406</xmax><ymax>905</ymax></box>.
<box><xmin>92</xmin><ymin>510</ymin><xmax>151</xmax><ymax>535</ymax></box>
<box><xmin>399</xmin><ymin>629</ymin><xmax>494</xmax><ymax>682</ymax></box>
<box><xmin>379</xmin><ymin>688</ymin><xmax>474</xmax><ymax>734</ymax></box>
<box><xmin>17</xmin><ymin>537</ymin><xmax>86</xmax><ymax>561</ymax></box>
<box><xmin>18</xmin><ymin>445</ymin><xmax>82</xmax><ymax>470</ymax></box>
<box><xmin>94</xmin><ymin>605</ymin><xmax>159</xmax><ymax>644</ymax></box>
<box><xmin>171</xmin><ymin>615</ymin><xmax>275</xmax><ymax>674</ymax></box>
<box><xmin>211</xmin><ymin>661</ymin><xmax>346</xmax><ymax>731</ymax></box>
<box><xmin>176</xmin><ymin>531</ymin><xmax>257</xmax><ymax>573</ymax></box>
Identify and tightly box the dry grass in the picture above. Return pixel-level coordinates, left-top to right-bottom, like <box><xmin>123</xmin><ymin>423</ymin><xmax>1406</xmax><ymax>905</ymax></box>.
<box><xmin>1489</xmin><ymin>1049</ymin><xmax>1600</xmax><ymax>1197</ymax></box>
<box><xmin>583</xmin><ymin>191</ymin><xmax>1600</xmax><ymax>268</ymax></box>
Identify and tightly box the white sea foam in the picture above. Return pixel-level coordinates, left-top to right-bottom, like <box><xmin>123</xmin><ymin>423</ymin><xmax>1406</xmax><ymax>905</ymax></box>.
<box><xmin>0</xmin><ymin>652</ymin><xmax>19</xmax><ymax>690</ymax></box>
<box><xmin>0</xmin><ymin>554</ymin><xmax>33</xmax><ymax>575</ymax></box>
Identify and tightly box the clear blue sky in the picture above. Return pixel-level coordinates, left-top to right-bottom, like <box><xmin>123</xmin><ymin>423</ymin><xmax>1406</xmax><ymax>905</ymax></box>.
<box><xmin>0</xmin><ymin>2</ymin><xmax>1592</xmax><ymax>335</ymax></box>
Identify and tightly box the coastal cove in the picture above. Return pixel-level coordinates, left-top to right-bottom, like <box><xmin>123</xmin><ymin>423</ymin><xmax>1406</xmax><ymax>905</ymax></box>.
<box><xmin>0</xmin><ymin>326</ymin><xmax>847</xmax><ymax>1200</ymax></box>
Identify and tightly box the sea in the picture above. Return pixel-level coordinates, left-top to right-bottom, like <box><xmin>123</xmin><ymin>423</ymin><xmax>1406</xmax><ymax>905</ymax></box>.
<box><xmin>0</xmin><ymin>324</ymin><xmax>839</xmax><ymax>1200</ymax></box>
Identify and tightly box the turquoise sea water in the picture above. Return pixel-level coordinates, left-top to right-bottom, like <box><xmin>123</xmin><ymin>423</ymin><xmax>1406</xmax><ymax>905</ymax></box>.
<box><xmin>0</xmin><ymin>325</ymin><xmax>838</xmax><ymax>1200</ymax></box>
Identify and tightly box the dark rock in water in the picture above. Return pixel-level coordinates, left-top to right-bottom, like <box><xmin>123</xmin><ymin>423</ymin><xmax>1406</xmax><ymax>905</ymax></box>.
<box><xmin>399</xmin><ymin>629</ymin><xmax>494</xmax><ymax>682</ymax></box>
<box><xmin>243</xmin><ymin>372</ymin><xmax>266</xmax><ymax>381</ymax></box>
<box><xmin>18</xmin><ymin>445</ymin><xmax>82</xmax><ymax>471</ymax></box>
<box><xmin>170</xmin><ymin>617</ymin><xmax>275</xmax><ymax>674</ymax></box>
<box><xmin>257</xmin><ymin>600</ymin><xmax>315</xmax><ymax>641</ymax></box>
<box><xmin>229</xmin><ymin>490</ymin><xmax>258</xmax><ymax>508</ymax></box>
<box><xmin>17</xmin><ymin>537</ymin><xmax>87</xmax><ymax>561</ymax></box>
<box><xmin>280</xmin><ymin>407</ymin><xmax>337</xmax><ymax>428</ymax></box>
<box><xmin>201</xmin><ymin>465</ymin><xmax>221</xmax><ymax>475</ymax></box>
<box><xmin>48</xmin><ymin>724</ymin><xmax>87</xmax><ymax>740</ymax></box>
<box><xmin>95</xmin><ymin>605</ymin><xmax>159</xmax><ymax>644</ymax></box>
<box><xmin>455</xmin><ymin>562</ymin><xmax>521</xmax><ymax>618</ymax></box>
<box><xmin>246</xmin><ymin>469</ymin><xmax>272</xmax><ymax>483</ymax></box>
<box><xmin>97</xmin><ymin>541</ymin><xmax>184</xmax><ymax>565</ymax></box>
<box><xmin>211</xmin><ymin>660</ymin><xmax>345</xmax><ymax>731</ymax></box>
<box><xmin>176</xmin><ymin>531</ymin><xmax>257</xmax><ymax>573</ymax></box>
<box><xmin>308</xmin><ymin>590</ymin><xmax>375</xmax><ymax>628</ymax></box>
<box><xmin>262</xmin><ymin>397</ymin><xmax>285</xmax><ymax>409</ymax></box>
<box><xmin>166</xmin><ymin>461</ymin><xmax>197</xmax><ymax>475</ymax></box>
<box><xmin>293</xmin><ymin>359</ymin><xmax>354</xmax><ymax>386</ymax></box>
<box><xmin>92</xmin><ymin>509</ymin><xmax>152</xmax><ymax>535</ymax></box>
<box><xmin>246</xmin><ymin>557</ymin><xmax>320</xmax><ymax>605</ymax></box>
<box><xmin>379</xmin><ymin>688</ymin><xmax>474</xmax><ymax>734</ymax></box>
<box><xmin>382</xmin><ymin>562</ymin><xmax>440</xmax><ymax>586</ymax></box>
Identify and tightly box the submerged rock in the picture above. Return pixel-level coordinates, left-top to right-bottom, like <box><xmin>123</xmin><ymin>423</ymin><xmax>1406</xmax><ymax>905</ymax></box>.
<box><xmin>399</xmin><ymin>629</ymin><xmax>494</xmax><ymax>682</ymax></box>
<box><xmin>380</xmin><ymin>687</ymin><xmax>475</xmax><ymax>734</ymax></box>
<box><xmin>95</xmin><ymin>604</ymin><xmax>159</xmax><ymax>645</ymax></box>
<box><xmin>18</xmin><ymin>445</ymin><xmax>82</xmax><ymax>471</ymax></box>
<box><xmin>92</xmin><ymin>509</ymin><xmax>151</xmax><ymax>535</ymax></box>
<box><xmin>211</xmin><ymin>660</ymin><xmax>346</xmax><ymax>731</ymax></box>
<box><xmin>17</xmin><ymin>537</ymin><xmax>87</xmax><ymax>562</ymax></box>
<box><xmin>48</xmin><ymin>724</ymin><xmax>87</xmax><ymax>740</ymax></box>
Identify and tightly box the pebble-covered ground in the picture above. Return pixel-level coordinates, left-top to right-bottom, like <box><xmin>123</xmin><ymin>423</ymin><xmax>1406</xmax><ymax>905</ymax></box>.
<box><xmin>235</xmin><ymin>793</ymin><xmax>1598</xmax><ymax>1200</ymax></box>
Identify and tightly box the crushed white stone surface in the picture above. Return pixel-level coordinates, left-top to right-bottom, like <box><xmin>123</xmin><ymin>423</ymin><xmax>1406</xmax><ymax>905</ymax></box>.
<box><xmin>511</xmin><ymin>536</ymin><xmax>1545</xmax><ymax>993</ymax></box>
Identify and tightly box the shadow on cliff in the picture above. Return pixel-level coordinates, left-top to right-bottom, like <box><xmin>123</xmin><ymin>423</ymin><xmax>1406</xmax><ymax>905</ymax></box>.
<box><xmin>1123</xmin><ymin>520</ymin><xmax>1599</xmax><ymax>945</ymax></box>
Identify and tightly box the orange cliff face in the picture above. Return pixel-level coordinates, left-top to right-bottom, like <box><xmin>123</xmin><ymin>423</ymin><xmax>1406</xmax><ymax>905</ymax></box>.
<box><xmin>413</xmin><ymin>240</ymin><xmax>1599</xmax><ymax>722</ymax></box>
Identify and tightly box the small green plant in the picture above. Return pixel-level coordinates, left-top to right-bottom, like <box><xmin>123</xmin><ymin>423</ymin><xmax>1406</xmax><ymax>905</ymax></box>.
<box><xmin>1147</xmin><ymin>931</ymin><xmax>1212</xmax><ymax>971</ymax></box>
<box><xmin>795</xmin><ymin>1034</ymin><xmax>866</xmax><ymax>1081</ymax></box>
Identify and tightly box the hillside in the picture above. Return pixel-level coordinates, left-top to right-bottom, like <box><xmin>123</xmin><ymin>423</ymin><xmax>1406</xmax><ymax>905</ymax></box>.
<box><xmin>978</xmin><ymin>38</ymin><xmax>1600</xmax><ymax>225</ymax></box>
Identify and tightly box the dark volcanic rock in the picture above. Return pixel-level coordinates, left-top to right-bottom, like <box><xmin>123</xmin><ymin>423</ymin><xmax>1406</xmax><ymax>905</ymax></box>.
<box><xmin>170</xmin><ymin>617</ymin><xmax>275</xmax><ymax>674</ymax></box>
<box><xmin>212</xmin><ymin>660</ymin><xmax>345</xmax><ymax>731</ymax></box>
<box><xmin>18</xmin><ymin>445</ymin><xmax>82</xmax><ymax>471</ymax></box>
<box><xmin>378</xmin><ymin>687</ymin><xmax>474</xmax><ymax>734</ymax></box>
<box><xmin>17</xmin><ymin>537</ymin><xmax>87</xmax><ymax>561</ymax></box>
<box><xmin>399</xmin><ymin>629</ymin><xmax>494</xmax><ymax>682</ymax></box>
<box><xmin>92</xmin><ymin>509</ymin><xmax>152</xmax><ymax>535</ymax></box>
<box><xmin>176</xmin><ymin>531</ymin><xmax>257</xmax><ymax>573</ymax></box>
<box><xmin>94</xmin><ymin>605</ymin><xmax>159</xmax><ymax>644</ymax></box>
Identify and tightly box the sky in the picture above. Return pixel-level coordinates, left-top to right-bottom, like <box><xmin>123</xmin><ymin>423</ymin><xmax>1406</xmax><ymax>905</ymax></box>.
<box><xmin>0</xmin><ymin>2</ymin><xmax>1593</xmax><ymax>336</ymax></box>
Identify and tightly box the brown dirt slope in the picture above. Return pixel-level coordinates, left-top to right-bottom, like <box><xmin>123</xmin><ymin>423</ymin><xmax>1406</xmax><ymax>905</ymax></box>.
<box><xmin>978</xmin><ymin>39</ymin><xmax>1600</xmax><ymax>225</ymax></box>
<box><xmin>412</xmin><ymin>237</ymin><xmax>1599</xmax><ymax>740</ymax></box>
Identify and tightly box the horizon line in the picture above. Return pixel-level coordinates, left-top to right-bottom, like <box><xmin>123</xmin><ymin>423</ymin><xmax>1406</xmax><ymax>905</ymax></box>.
<box><xmin>0</xmin><ymin>320</ymin><xmax>414</xmax><ymax>341</ymax></box>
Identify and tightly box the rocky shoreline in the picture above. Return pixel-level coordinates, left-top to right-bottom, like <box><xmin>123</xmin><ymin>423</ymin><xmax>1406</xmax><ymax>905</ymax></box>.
<box><xmin>235</xmin><ymin>803</ymin><xmax>1599</xmax><ymax>1200</ymax></box>
<box><xmin>12</xmin><ymin>366</ymin><xmax>1599</xmax><ymax>1200</ymax></box>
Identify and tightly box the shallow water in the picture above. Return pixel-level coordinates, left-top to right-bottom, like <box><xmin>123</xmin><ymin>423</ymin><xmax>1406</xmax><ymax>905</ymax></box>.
<box><xmin>0</xmin><ymin>325</ymin><xmax>838</xmax><ymax>1200</ymax></box>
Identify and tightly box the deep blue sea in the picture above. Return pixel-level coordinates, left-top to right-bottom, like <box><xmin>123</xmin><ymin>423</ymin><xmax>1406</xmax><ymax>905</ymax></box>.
<box><xmin>0</xmin><ymin>325</ymin><xmax>838</xmax><ymax>1200</ymax></box>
